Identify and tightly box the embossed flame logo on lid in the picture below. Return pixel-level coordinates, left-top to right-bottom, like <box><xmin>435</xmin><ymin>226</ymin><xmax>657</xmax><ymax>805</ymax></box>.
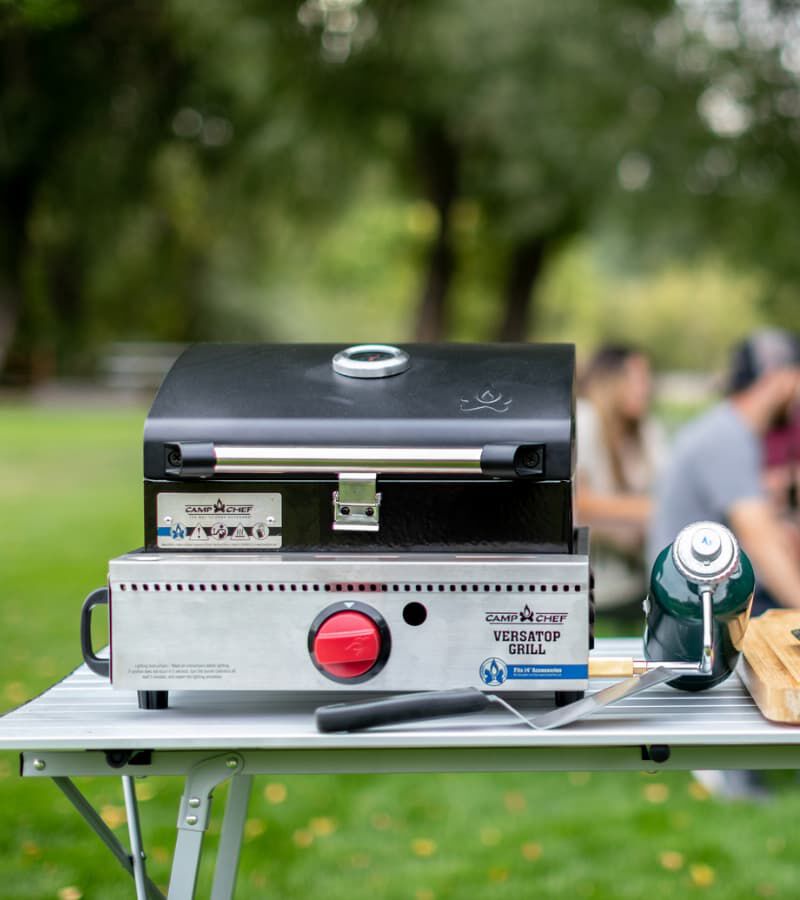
<box><xmin>459</xmin><ymin>385</ymin><xmax>512</xmax><ymax>413</ymax></box>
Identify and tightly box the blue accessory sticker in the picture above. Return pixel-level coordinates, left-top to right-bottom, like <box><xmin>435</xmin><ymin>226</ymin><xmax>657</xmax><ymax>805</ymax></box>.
<box><xmin>479</xmin><ymin>658</ymin><xmax>587</xmax><ymax>683</ymax></box>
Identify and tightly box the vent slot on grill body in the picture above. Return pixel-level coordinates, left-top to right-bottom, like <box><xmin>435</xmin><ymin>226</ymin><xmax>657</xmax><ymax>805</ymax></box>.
<box><xmin>115</xmin><ymin>581</ymin><xmax>587</xmax><ymax>594</ymax></box>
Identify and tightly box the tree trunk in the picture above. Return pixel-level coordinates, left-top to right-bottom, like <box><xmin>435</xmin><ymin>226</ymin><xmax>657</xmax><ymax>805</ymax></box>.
<box><xmin>415</xmin><ymin>230</ymin><xmax>455</xmax><ymax>341</ymax></box>
<box><xmin>0</xmin><ymin>283</ymin><xmax>20</xmax><ymax>375</ymax></box>
<box><xmin>497</xmin><ymin>235</ymin><xmax>549</xmax><ymax>342</ymax></box>
<box><xmin>413</xmin><ymin>126</ymin><xmax>459</xmax><ymax>341</ymax></box>
<box><xmin>0</xmin><ymin>169</ymin><xmax>38</xmax><ymax>383</ymax></box>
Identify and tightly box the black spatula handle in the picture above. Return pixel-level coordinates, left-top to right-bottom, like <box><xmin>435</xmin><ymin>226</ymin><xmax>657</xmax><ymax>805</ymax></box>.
<box><xmin>316</xmin><ymin>688</ymin><xmax>491</xmax><ymax>733</ymax></box>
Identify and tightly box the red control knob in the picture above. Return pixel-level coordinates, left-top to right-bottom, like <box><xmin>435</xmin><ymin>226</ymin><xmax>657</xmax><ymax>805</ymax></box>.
<box><xmin>312</xmin><ymin>610</ymin><xmax>382</xmax><ymax>679</ymax></box>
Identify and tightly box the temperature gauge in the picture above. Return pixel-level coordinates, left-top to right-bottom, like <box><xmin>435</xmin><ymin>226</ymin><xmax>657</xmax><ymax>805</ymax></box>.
<box><xmin>332</xmin><ymin>344</ymin><xmax>410</xmax><ymax>379</ymax></box>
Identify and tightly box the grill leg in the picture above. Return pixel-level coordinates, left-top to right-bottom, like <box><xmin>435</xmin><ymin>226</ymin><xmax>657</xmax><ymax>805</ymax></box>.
<box><xmin>555</xmin><ymin>690</ymin><xmax>585</xmax><ymax>707</ymax></box>
<box><xmin>138</xmin><ymin>691</ymin><xmax>169</xmax><ymax>710</ymax></box>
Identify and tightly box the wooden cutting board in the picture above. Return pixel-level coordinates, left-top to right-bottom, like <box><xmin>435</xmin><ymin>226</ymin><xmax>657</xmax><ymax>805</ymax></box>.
<box><xmin>740</xmin><ymin>609</ymin><xmax>800</xmax><ymax>724</ymax></box>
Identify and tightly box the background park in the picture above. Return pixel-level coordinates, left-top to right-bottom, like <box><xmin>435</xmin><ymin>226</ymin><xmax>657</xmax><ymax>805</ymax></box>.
<box><xmin>3</xmin><ymin>0</ymin><xmax>800</xmax><ymax>897</ymax></box>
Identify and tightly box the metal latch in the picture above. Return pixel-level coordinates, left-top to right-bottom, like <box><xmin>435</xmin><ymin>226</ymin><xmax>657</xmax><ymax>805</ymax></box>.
<box><xmin>333</xmin><ymin>473</ymin><xmax>381</xmax><ymax>532</ymax></box>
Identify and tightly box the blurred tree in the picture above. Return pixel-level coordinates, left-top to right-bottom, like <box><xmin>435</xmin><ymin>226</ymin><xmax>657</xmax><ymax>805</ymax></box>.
<box><xmin>535</xmin><ymin>239</ymin><xmax>764</xmax><ymax>371</ymax></box>
<box><xmin>0</xmin><ymin>1</ymin><xmax>196</xmax><ymax>380</ymax></box>
<box><xmin>286</xmin><ymin>0</ymin><xmax>740</xmax><ymax>338</ymax></box>
<box><xmin>0</xmin><ymin>0</ymin><xmax>366</xmax><ymax>381</ymax></box>
<box><xmin>3</xmin><ymin>0</ymin><xmax>800</xmax><ymax>381</ymax></box>
<box><xmin>293</xmin><ymin>0</ymin><xmax>800</xmax><ymax>339</ymax></box>
<box><xmin>603</xmin><ymin>0</ymin><xmax>800</xmax><ymax>332</ymax></box>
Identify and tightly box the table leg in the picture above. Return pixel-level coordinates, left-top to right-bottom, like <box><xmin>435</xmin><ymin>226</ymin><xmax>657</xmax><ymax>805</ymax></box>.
<box><xmin>168</xmin><ymin>829</ymin><xmax>206</xmax><ymax>899</ymax></box>
<box><xmin>211</xmin><ymin>775</ymin><xmax>253</xmax><ymax>900</ymax></box>
<box><xmin>52</xmin><ymin>777</ymin><xmax>165</xmax><ymax>900</ymax></box>
<box><xmin>122</xmin><ymin>776</ymin><xmax>150</xmax><ymax>900</ymax></box>
<box><xmin>167</xmin><ymin>753</ymin><xmax>244</xmax><ymax>900</ymax></box>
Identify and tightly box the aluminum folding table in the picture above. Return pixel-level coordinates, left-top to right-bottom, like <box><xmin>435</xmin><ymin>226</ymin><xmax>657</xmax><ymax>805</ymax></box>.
<box><xmin>1</xmin><ymin>638</ymin><xmax>798</xmax><ymax>899</ymax></box>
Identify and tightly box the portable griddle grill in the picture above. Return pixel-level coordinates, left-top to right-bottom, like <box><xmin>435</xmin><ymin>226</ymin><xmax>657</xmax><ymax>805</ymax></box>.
<box><xmin>81</xmin><ymin>343</ymin><xmax>593</xmax><ymax>710</ymax></box>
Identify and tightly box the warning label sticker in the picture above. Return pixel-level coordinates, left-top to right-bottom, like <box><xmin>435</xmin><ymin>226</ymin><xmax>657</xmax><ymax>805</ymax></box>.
<box><xmin>156</xmin><ymin>493</ymin><xmax>282</xmax><ymax>549</ymax></box>
<box><xmin>127</xmin><ymin>662</ymin><xmax>237</xmax><ymax>682</ymax></box>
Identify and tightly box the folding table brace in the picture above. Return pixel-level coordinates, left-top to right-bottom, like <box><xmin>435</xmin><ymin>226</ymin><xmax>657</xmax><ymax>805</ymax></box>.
<box><xmin>53</xmin><ymin>776</ymin><xmax>164</xmax><ymax>900</ymax></box>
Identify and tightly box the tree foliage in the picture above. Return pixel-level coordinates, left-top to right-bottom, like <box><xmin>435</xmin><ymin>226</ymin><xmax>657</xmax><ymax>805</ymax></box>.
<box><xmin>1</xmin><ymin>0</ymin><xmax>800</xmax><ymax>381</ymax></box>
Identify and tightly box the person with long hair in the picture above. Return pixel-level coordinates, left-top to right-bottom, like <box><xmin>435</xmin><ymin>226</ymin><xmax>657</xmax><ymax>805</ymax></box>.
<box><xmin>576</xmin><ymin>344</ymin><xmax>667</xmax><ymax>612</ymax></box>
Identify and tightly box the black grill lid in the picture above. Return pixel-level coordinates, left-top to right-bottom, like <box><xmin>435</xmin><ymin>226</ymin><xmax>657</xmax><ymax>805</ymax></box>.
<box><xmin>143</xmin><ymin>343</ymin><xmax>575</xmax><ymax>481</ymax></box>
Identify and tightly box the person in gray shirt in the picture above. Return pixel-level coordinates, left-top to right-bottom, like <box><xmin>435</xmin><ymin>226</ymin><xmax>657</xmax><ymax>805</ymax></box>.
<box><xmin>649</xmin><ymin>329</ymin><xmax>800</xmax><ymax>611</ymax></box>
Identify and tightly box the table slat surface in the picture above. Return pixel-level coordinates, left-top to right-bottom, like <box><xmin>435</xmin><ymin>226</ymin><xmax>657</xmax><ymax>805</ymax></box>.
<box><xmin>1</xmin><ymin>640</ymin><xmax>798</xmax><ymax>750</ymax></box>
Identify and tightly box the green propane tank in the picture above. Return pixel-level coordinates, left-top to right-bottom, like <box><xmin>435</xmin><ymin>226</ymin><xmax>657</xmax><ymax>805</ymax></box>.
<box><xmin>644</xmin><ymin>521</ymin><xmax>755</xmax><ymax>691</ymax></box>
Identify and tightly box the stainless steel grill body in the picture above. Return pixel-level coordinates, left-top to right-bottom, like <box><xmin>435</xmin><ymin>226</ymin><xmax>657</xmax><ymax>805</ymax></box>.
<box><xmin>107</xmin><ymin>550</ymin><xmax>590</xmax><ymax>694</ymax></box>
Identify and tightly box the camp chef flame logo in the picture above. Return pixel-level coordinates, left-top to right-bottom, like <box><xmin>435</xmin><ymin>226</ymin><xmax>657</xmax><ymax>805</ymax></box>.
<box><xmin>480</xmin><ymin>657</ymin><xmax>508</xmax><ymax>686</ymax></box>
<box><xmin>459</xmin><ymin>385</ymin><xmax>512</xmax><ymax>414</ymax></box>
<box><xmin>184</xmin><ymin>497</ymin><xmax>254</xmax><ymax>515</ymax></box>
<box><xmin>485</xmin><ymin>605</ymin><xmax>569</xmax><ymax>624</ymax></box>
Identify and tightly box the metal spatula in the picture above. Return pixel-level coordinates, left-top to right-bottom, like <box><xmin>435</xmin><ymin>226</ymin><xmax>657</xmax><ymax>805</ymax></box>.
<box><xmin>316</xmin><ymin>667</ymin><xmax>676</xmax><ymax>733</ymax></box>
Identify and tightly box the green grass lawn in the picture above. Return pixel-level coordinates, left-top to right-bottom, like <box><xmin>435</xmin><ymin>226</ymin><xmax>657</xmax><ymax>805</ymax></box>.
<box><xmin>1</xmin><ymin>406</ymin><xmax>799</xmax><ymax>899</ymax></box>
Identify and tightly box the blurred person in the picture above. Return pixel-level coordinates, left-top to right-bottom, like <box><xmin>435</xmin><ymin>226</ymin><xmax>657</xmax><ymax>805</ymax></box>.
<box><xmin>649</xmin><ymin>329</ymin><xmax>800</xmax><ymax>612</ymax></box>
<box><xmin>761</xmin><ymin>409</ymin><xmax>800</xmax><ymax>572</ymax></box>
<box><xmin>751</xmin><ymin>374</ymin><xmax>800</xmax><ymax>613</ymax></box>
<box><xmin>576</xmin><ymin>345</ymin><xmax>668</xmax><ymax>613</ymax></box>
<box><xmin>763</xmin><ymin>418</ymin><xmax>800</xmax><ymax>515</ymax></box>
<box><xmin>649</xmin><ymin>329</ymin><xmax>800</xmax><ymax>801</ymax></box>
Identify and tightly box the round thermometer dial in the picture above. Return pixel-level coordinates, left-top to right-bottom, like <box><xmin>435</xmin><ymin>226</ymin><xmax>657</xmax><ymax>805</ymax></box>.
<box><xmin>332</xmin><ymin>344</ymin><xmax>410</xmax><ymax>379</ymax></box>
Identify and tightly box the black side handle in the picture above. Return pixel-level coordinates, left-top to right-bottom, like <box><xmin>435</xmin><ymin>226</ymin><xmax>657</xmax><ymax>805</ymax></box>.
<box><xmin>164</xmin><ymin>442</ymin><xmax>215</xmax><ymax>478</ymax></box>
<box><xmin>315</xmin><ymin>688</ymin><xmax>491</xmax><ymax>733</ymax></box>
<box><xmin>81</xmin><ymin>587</ymin><xmax>110</xmax><ymax>678</ymax></box>
<box><xmin>480</xmin><ymin>443</ymin><xmax>544</xmax><ymax>478</ymax></box>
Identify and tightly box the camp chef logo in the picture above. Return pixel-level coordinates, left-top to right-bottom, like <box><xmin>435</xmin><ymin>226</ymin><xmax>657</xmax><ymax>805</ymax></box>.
<box><xmin>480</xmin><ymin>658</ymin><xmax>508</xmax><ymax>686</ymax></box>
<box><xmin>459</xmin><ymin>385</ymin><xmax>512</xmax><ymax>414</ymax></box>
<box><xmin>485</xmin><ymin>604</ymin><xmax>569</xmax><ymax>625</ymax></box>
<box><xmin>184</xmin><ymin>498</ymin><xmax>255</xmax><ymax>515</ymax></box>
